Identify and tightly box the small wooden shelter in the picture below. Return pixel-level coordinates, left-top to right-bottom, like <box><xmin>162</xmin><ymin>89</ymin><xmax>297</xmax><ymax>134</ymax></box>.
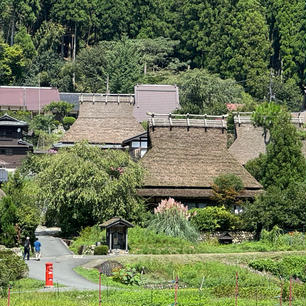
<box><xmin>218</xmin><ymin>232</ymin><xmax>233</xmax><ymax>244</ymax></box>
<box><xmin>100</xmin><ymin>217</ymin><xmax>134</xmax><ymax>252</ymax></box>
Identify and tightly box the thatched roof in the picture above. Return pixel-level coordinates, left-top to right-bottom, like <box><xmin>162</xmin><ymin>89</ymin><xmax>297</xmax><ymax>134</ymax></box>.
<box><xmin>61</xmin><ymin>94</ymin><xmax>144</xmax><ymax>145</ymax></box>
<box><xmin>139</xmin><ymin>116</ymin><xmax>262</xmax><ymax>199</ymax></box>
<box><xmin>229</xmin><ymin>112</ymin><xmax>306</xmax><ymax>165</ymax></box>
<box><xmin>229</xmin><ymin>124</ymin><xmax>266</xmax><ymax>165</ymax></box>
<box><xmin>0</xmin><ymin>189</ymin><xmax>6</xmax><ymax>199</ymax></box>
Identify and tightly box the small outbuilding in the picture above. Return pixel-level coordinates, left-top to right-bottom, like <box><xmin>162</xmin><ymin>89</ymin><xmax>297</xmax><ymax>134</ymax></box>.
<box><xmin>99</xmin><ymin>217</ymin><xmax>134</xmax><ymax>252</ymax></box>
<box><xmin>218</xmin><ymin>232</ymin><xmax>233</xmax><ymax>244</ymax></box>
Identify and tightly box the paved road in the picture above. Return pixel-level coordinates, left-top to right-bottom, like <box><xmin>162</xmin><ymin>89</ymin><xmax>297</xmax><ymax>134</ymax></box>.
<box><xmin>27</xmin><ymin>235</ymin><xmax>102</xmax><ymax>290</ymax></box>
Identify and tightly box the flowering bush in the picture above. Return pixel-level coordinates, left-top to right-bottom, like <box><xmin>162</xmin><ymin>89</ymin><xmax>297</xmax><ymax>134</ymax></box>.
<box><xmin>154</xmin><ymin>198</ymin><xmax>193</xmax><ymax>220</ymax></box>
<box><xmin>149</xmin><ymin>198</ymin><xmax>199</xmax><ymax>241</ymax></box>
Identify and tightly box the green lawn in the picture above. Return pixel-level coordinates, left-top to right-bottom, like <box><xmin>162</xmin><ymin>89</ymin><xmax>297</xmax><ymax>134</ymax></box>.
<box><xmin>1</xmin><ymin>287</ymin><xmax>306</xmax><ymax>306</ymax></box>
<box><xmin>70</xmin><ymin>226</ymin><xmax>306</xmax><ymax>255</ymax></box>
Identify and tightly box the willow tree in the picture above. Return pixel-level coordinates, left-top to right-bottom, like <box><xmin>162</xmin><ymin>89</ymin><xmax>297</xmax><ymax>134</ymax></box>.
<box><xmin>33</xmin><ymin>142</ymin><xmax>144</xmax><ymax>235</ymax></box>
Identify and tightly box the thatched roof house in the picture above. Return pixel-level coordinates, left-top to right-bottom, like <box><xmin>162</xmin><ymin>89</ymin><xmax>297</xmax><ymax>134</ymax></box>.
<box><xmin>229</xmin><ymin>112</ymin><xmax>306</xmax><ymax>165</ymax></box>
<box><xmin>138</xmin><ymin>113</ymin><xmax>262</xmax><ymax>207</ymax></box>
<box><xmin>57</xmin><ymin>94</ymin><xmax>144</xmax><ymax>149</ymax></box>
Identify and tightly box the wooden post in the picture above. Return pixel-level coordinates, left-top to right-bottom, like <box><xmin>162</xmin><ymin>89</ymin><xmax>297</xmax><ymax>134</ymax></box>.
<box><xmin>125</xmin><ymin>229</ymin><xmax>128</xmax><ymax>252</ymax></box>
<box><xmin>279</xmin><ymin>281</ymin><xmax>283</xmax><ymax>306</ymax></box>
<box><xmin>99</xmin><ymin>272</ymin><xmax>102</xmax><ymax>306</ymax></box>
<box><xmin>289</xmin><ymin>277</ymin><xmax>292</xmax><ymax>306</ymax></box>
<box><xmin>7</xmin><ymin>286</ymin><xmax>10</xmax><ymax>306</ymax></box>
<box><xmin>174</xmin><ymin>275</ymin><xmax>178</xmax><ymax>305</ymax></box>
<box><xmin>109</xmin><ymin>231</ymin><xmax>112</xmax><ymax>252</ymax></box>
<box><xmin>235</xmin><ymin>272</ymin><xmax>238</xmax><ymax>306</ymax></box>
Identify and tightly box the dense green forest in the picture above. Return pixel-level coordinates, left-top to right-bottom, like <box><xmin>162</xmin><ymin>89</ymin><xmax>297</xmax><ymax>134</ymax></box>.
<box><xmin>0</xmin><ymin>0</ymin><xmax>305</xmax><ymax>110</ymax></box>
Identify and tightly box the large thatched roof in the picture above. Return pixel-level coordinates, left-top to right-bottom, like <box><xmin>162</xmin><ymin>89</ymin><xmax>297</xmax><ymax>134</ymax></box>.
<box><xmin>139</xmin><ymin>115</ymin><xmax>262</xmax><ymax>199</ymax></box>
<box><xmin>61</xmin><ymin>94</ymin><xmax>144</xmax><ymax>145</ymax></box>
<box><xmin>229</xmin><ymin>112</ymin><xmax>306</xmax><ymax>165</ymax></box>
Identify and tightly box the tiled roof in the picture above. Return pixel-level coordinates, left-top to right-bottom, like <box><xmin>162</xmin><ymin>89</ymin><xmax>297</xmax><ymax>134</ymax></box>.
<box><xmin>0</xmin><ymin>86</ymin><xmax>60</xmax><ymax>111</ymax></box>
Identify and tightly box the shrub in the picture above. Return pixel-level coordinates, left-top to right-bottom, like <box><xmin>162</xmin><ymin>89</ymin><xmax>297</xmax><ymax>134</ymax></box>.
<box><xmin>212</xmin><ymin>174</ymin><xmax>244</xmax><ymax>208</ymax></box>
<box><xmin>249</xmin><ymin>256</ymin><xmax>306</xmax><ymax>282</ymax></box>
<box><xmin>148</xmin><ymin>198</ymin><xmax>199</xmax><ymax>241</ymax></box>
<box><xmin>0</xmin><ymin>249</ymin><xmax>28</xmax><ymax>295</ymax></box>
<box><xmin>190</xmin><ymin>206</ymin><xmax>243</xmax><ymax>231</ymax></box>
<box><xmin>70</xmin><ymin>225</ymin><xmax>106</xmax><ymax>254</ymax></box>
<box><xmin>260</xmin><ymin>226</ymin><xmax>305</xmax><ymax>249</ymax></box>
<box><xmin>62</xmin><ymin>116</ymin><xmax>76</xmax><ymax>130</ymax></box>
<box><xmin>112</xmin><ymin>266</ymin><xmax>141</xmax><ymax>286</ymax></box>
<box><xmin>94</xmin><ymin>245</ymin><xmax>109</xmax><ymax>255</ymax></box>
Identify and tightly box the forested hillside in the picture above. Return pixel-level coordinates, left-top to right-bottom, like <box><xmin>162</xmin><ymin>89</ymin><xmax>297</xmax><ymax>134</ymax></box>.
<box><xmin>0</xmin><ymin>0</ymin><xmax>305</xmax><ymax>110</ymax></box>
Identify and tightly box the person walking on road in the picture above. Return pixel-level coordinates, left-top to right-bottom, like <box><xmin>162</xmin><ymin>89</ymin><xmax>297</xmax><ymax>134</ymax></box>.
<box><xmin>23</xmin><ymin>237</ymin><xmax>31</xmax><ymax>260</ymax></box>
<box><xmin>34</xmin><ymin>237</ymin><xmax>41</xmax><ymax>261</ymax></box>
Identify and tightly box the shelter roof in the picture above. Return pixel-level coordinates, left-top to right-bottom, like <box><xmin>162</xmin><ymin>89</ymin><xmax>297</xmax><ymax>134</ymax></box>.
<box><xmin>99</xmin><ymin>217</ymin><xmax>134</xmax><ymax>228</ymax></box>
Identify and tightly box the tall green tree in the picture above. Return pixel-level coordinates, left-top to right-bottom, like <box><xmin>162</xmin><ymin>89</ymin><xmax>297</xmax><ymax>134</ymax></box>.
<box><xmin>161</xmin><ymin>69</ymin><xmax>254</xmax><ymax>115</ymax></box>
<box><xmin>31</xmin><ymin>142</ymin><xmax>144</xmax><ymax>235</ymax></box>
<box><xmin>0</xmin><ymin>39</ymin><xmax>26</xmax><ymax>84</ymax></box>
<box><xmin>252</xmin><ymin>102</ymin><xmax>306</xmax><ymax>189</ymax></box>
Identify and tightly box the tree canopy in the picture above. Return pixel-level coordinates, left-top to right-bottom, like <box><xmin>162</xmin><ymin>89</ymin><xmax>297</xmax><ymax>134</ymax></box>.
<box><xmin>23</xmin><ymin>142</ymin><xmax>145</xmax><ymax>235</ymax></box>
<box><xmin>0</xmin><ymin>0</ymin><xmax>304</xmax><ymax>110</ymax></box>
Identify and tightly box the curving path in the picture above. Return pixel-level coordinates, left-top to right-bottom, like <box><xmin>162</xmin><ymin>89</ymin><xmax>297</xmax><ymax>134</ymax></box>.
<box><xmin>26</xmin><ymin>235</ymin><xmax>105</xmax><ymax>290</ymax></box>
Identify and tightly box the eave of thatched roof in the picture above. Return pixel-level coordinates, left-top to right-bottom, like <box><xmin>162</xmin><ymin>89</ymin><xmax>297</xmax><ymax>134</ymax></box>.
<box><xmin>61</xmin><ymin>95</ymin><xmax>144</xmax><ymax>145</ymax></box>
<box><xmin>139</xmin><ymin>123</ymin><xmax>262</xmax><ymax>199</ymax></box>
<box><xmin>137</xmin><ymin>188</ymin><xmax>262</xmax><ymax>199</ymax></box>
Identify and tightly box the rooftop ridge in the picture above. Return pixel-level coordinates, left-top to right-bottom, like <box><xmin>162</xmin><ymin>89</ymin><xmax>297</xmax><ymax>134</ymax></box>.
<box><xmin>79</xmin><ymin>93</ymin><xmax>135</xmax><ymax>104</ymax></box>
<box><xmin>147</xmin><ymin>112</ymin><xmax>228</xmax><ymax>129</ymax></box>
<box><xmin>233</xmin><ymin>111</ymin><xmax>304</xmax><ymax>126</ymax></box>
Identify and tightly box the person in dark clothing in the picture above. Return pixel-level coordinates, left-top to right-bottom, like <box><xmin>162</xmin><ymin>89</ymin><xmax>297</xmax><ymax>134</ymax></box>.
<box><xmin>23</xmin><ymin>237</ymin><xmax>31</xmax><ymax>260</ymax></box>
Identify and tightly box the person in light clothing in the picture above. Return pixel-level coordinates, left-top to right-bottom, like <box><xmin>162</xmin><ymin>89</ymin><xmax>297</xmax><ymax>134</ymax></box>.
<box><xmin>34</xmin><ymin>237</ymin><xmax>41</xmax><ymax>261</ymax></box>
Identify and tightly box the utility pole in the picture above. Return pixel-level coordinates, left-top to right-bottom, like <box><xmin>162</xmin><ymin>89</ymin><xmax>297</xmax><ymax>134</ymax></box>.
<box><xmin>269</xmin><ymin>69</ymin><xmax>273</xmax><ymax>103</ymax></box>
<box><xmin>106</xmin><ymin>75</ymin><xmax>109</xmax><ymax>94</ymax></box>
<box><xmin>38</xmin><ymin>73</ymin><xmax>41</xmax><ymax>115</ymax></box>
<box><xmin>72</xmin><ymin>24</ymin><xmax>77</xmax><ymax>90</ymax></box>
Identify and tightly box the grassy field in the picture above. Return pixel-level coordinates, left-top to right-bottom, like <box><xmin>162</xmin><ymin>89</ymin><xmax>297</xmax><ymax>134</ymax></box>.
<box><xmin>74</xmin><ymin>255</ymin><xmax>306</xmax><ymax>305</ymax></box>
<box><xmin>1</xmin><ymin>283</ymin><xmax>305</xmax><ymax>306</ymax></box>
<box><xmin>70</xmin><ymin>226</ymin><xmax>306</xmax><ymax>255</ymax></box>
<box><xmin>1</xmin><ymin>253</ymin><xmax>305</xmax><ymax>306</ymax></box>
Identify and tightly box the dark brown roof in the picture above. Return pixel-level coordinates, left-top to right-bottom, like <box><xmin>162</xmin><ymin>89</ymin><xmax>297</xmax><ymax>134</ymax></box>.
<box><xmin>0</xmin><ymin>154</ymin><xmax>29</xmax><ymax>169</ymax></box>
<box><xmin>61</xmin><ymin>95</ymin><xmax>144</xmax><ymax>145</ymax></box>
<box><xmin>99</xmin><ymin>217</ymin><xmax>134</xmax><ymax>228</ymax></box>
<box><xmin>139</xmin><ymin>122</ymin><xmax>262</xmax><ymax>199</ymax></box>
<box><xmin>0</xmin><ymin>114</ymin><xmax>28</xmax><ymax>127</ymax></box>
<box><xmin>138</xmin><ymin>188</ymin><xmax>261</xmax><ymax>198</ymax></box>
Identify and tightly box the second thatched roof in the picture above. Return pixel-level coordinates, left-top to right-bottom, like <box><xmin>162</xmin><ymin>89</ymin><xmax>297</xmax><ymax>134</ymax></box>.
<box><xmin>139</xmin><ymin>117</ymin><xmax>262</xmax><ymax>199</ymax></box>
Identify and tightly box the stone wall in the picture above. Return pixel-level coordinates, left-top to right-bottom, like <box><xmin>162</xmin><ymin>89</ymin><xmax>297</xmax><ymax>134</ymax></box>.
<box><xmin>200</xmin><ymin>231</ymin><xmax>255</xmax><ymax>244</ymax></box>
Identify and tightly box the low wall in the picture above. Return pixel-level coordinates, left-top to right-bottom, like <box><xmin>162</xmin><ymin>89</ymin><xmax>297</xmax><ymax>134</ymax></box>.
<box><xmin>199</xmin><ymin>231</ymin><xmax>255</xmax><ymax>244</ymax></box>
